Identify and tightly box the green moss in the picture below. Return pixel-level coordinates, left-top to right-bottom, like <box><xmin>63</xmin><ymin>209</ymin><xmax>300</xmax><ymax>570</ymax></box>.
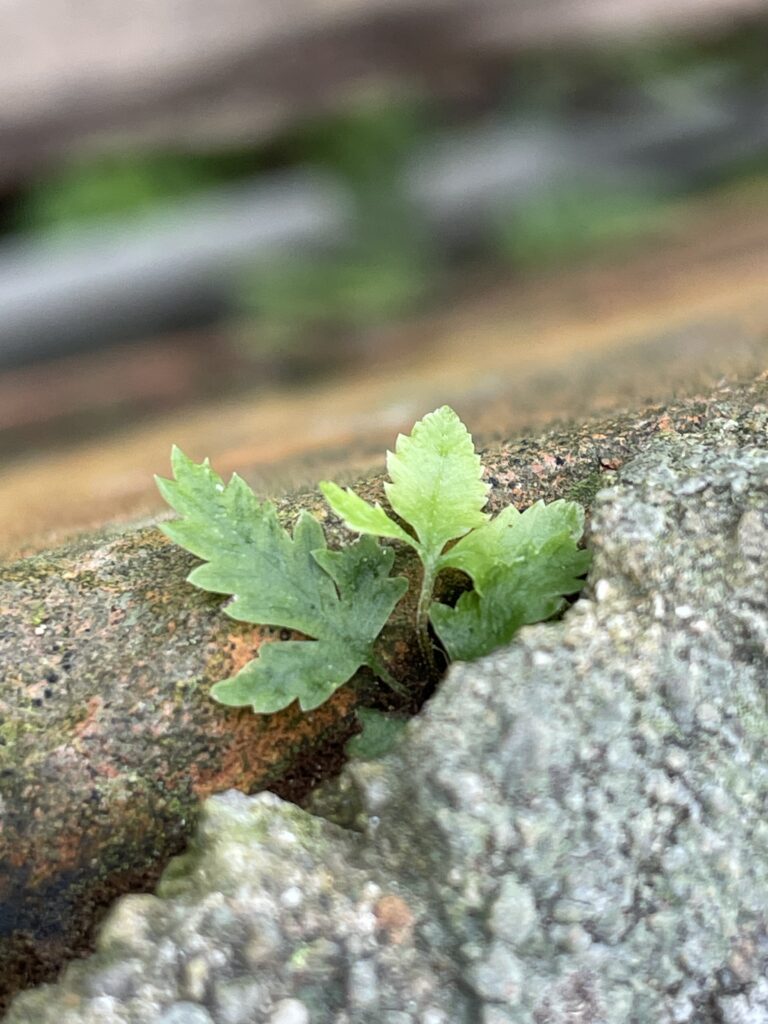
<box><xmin>29</xmin><ymin>605</ymin><xmax>48</xmax><ymax>627</ymax></box>
<box><xmin>289</xmin><ymin>945</ymin><xmax>312</xmax><ymax>969</ymax></box>
<box><xmin>564</xmin><ymin>471</ymin><xmax>607</xmax><ymax>509</ymax></box>
<box><xmin>0</xmin><ymin>716</ymin><xmax>41</xmax><ymax>751</ymax></box>
<box><xmin>1</xmin><ymin>556</ymin><xmax>57</xmax><ymax>586</ymax></box>
<box><xmin>172</xmin><ymin>677</ymin><xmax>202</xmax><ymax>705</ymax></box>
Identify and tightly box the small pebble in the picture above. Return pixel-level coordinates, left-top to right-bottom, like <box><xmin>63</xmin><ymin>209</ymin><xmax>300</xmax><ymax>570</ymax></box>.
<box><xmin>158</xmin><ymin>1004</ymin><xmax>214</xmax><ymax>1024</ymax></box>
<box><xmin>269</xmin><ymin>999</ymin><xmax>310</xmax><ymax>1024</ymax></box>
<box><xmin>279</xmin><ymin>886</ymin><xmax>303</xmax><ymax>909</ymax></box>
<box><xmin>594</xmin><ymin>579</ymin><xmax>613</xmax><ymax>602</ymax></box>
<box><xmin>348</xmin><ymin>958</ymin><xmax>379</xmax><ymax>1007</ymax></box>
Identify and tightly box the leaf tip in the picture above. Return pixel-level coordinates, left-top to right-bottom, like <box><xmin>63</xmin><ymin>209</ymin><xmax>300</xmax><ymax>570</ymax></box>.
<box><xmin>155</xmin><ymin>473</ymin><xmax>177</xmax><ymax>508</ymax></box>
<box><xmin>170</xmin><ymin>444</ymin><xmax>199</xmax><ymax>480</ymax></box>
<box><xmin>319</xmin><ymin>480</ymin><xmax>341</xmax><ymax>498</ymax></box>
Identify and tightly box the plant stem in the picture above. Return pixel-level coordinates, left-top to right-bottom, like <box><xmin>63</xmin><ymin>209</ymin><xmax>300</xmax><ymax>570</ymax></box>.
<box><xmin>416</xmin><ymin>561</ymin><xmax>438</xmax><ymax>675</ymax></box>
<box><xmin>368</xmin><ymin>653</ymin><xmax>410</xmax><ymax>698</ymax></box>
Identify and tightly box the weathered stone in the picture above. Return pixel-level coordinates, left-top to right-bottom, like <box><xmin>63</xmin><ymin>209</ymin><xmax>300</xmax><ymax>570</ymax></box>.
<box><xmin>346</xmin><ymin>435</ymin><xmax>768</xmax><ymax>1021</ymax></box>
<box><xmin>0</xmin><ymin>486</ymin><xmax>426</xmax><ymax>1008</ymax></box>
<box><xmin>7</xmin><ymin>390</ymin><xmax>768</xmax><ymax>1021</ymax></box>
<box><xmin>5</xmin><ymin>379</ymin><xmax>759</xmax><ymax>1007</ymax></box>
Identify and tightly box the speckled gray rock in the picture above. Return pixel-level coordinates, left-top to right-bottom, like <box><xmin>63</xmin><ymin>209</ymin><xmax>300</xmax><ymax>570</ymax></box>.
<box><xmin>7</xmin><ymin>424</ymin><xmax>768</xmax><ymax>1023</ymax></box>
<box><xmin>345</xmin><ymin>433</ymin><xmax>768</xmax><ymax>1023</ymax></box>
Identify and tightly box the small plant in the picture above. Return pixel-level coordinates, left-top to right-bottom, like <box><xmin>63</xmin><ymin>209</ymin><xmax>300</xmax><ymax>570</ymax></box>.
<box><xmin>157</xmin><ymin>407</ymin><xmax>590</xmax><ymax>716</ymax></box>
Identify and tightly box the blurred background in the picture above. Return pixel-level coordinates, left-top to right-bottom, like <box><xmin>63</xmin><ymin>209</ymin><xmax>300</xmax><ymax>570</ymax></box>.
<box><xmin>2</xmin><ymin>0</ymin><xmax>768</xmax><ymax>555</ymax></box>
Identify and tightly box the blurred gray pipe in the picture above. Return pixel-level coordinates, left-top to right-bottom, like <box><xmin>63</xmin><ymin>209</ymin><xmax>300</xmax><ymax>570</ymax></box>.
<box><xmin>0</xmin><ymin>127</ymin><xmax>574</xmax><ymax>366</ymax></box>
<box><xmin>1</xmin><ymin>82</ymin><xmax>768</xmax><ymax>366</ymax></box>
<box><xmin>0</xmin><ymin>174</ymin><xmax>351</xmax><ymax>365</ymax></box>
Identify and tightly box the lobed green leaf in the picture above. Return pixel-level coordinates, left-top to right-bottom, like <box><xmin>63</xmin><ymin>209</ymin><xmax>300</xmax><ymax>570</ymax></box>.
<box><xmin>344</xmin><ymin>708</ymin><xmax>409</xmax><ymax>760</ymax></box>
<box><xmin>431</xmin><ymin>499</ymin><xmax>591</xmax><ymax>661</ymax></box>
<box><xmin>319</xmin><ymin>481</ymin><xmax>413</xmax><ymax>545</ymax></box>
<box><xmin>385</xmin><ymin>405</ymin><xmax>489</xmax><ymax>562</ymax></box>
<box><xmin>157</xmin><ymin>450</ymin><xmax>406</xmax><ymax>712</ymax></box>
<box><xmin>212</xmin><ymin>638</ymin><xmax>362</xmax><ymax>713</ymax></box>
<box><xmin>438</xmin><ymin>500</ymin><xmax>586</xmax><ymax>589</ymax></box>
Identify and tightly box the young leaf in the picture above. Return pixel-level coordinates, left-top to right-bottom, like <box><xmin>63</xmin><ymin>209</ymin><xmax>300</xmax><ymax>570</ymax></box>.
<box><xmin>156</xmin><ymin>449</ymin><xmax>407</xmax><ymax>712</ymax></box>
<box><xmin>385</xmin><ymin>405</ymin><xmax>490</xmax><ymax>563</ymax></box>
<box><xmin>344</xmin><ymin>708</ymin><xmax>409</xmax><ymax>761</ymax></box>
<box><xmin>322</xmin><ymin>406</ymin><xmax>489</xmax><ymax>566</ymax></box>
<box><xmin>438</xmin><ymin>500</ymin><xmax>586</xmax><ymax>587</ymax></box>
<box><xmin>430</xmin><ymin>500</ymin><xmax>591</xmax><ymax>661</ymax></box>
<box><xmin>435</xmin><ymin>503</ymin><xmax>519</xmax><ymax>582</ymax></box>
<box><xmin>319</xmin><ymin>481</ymin><xmax>412</xmax><ymax>545</ymax></box>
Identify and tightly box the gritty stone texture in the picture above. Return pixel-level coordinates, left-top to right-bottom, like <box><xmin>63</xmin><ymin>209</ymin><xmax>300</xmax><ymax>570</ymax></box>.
<box><xmin>347</xmin><ymin>434</ymin><xmax>768</xmax><ymax>1022</ymax></box>
<box><xmin>6</xmin><ymin>380</ymin><xmax>758</xmax><ymax>1009</ymax></box>
<box><xmin>7</xmin><ymin>412</ymin><xmax>768</xmax><ymax>1022</ymax></box>
<box><xmin>0</xmin><ymin>485</ymin><xmax>425</xmax><ymax>1006</ymax></box>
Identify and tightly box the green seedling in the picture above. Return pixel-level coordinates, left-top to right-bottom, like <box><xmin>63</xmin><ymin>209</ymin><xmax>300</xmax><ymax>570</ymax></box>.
<box><xmin>157</xmin><ymin>407</ymin><xmax>590</xmax><ymax>718</ymax></box>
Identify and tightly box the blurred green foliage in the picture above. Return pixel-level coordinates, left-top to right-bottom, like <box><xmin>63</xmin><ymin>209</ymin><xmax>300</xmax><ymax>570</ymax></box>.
<box><xmin>493</xmin><ymin>185</ymin><xmax>673</xmax><ymax>270</ymax></box>
<box><xmin>499</xmin><ymin>22</ymin><xmax>768</xmax><ymax>121</ymax></box>
<box><xmin>16</xmin><ymin>151</ymin><xmax>263</xmax><ymax>232</ymax></box>
<box><xmin>235</xmin><ymin>103</ymin><xmax>436</xmax><ymax>348</ymax></box>
<box><xmin>237</xmin><ymin>251</ymin><xmax>430</xmax><ymax>350</ymax></box>
<box><xmin>10</xmin><ymin>22</ymin><xmax>768</xmax><ymax>346</ymax></box>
